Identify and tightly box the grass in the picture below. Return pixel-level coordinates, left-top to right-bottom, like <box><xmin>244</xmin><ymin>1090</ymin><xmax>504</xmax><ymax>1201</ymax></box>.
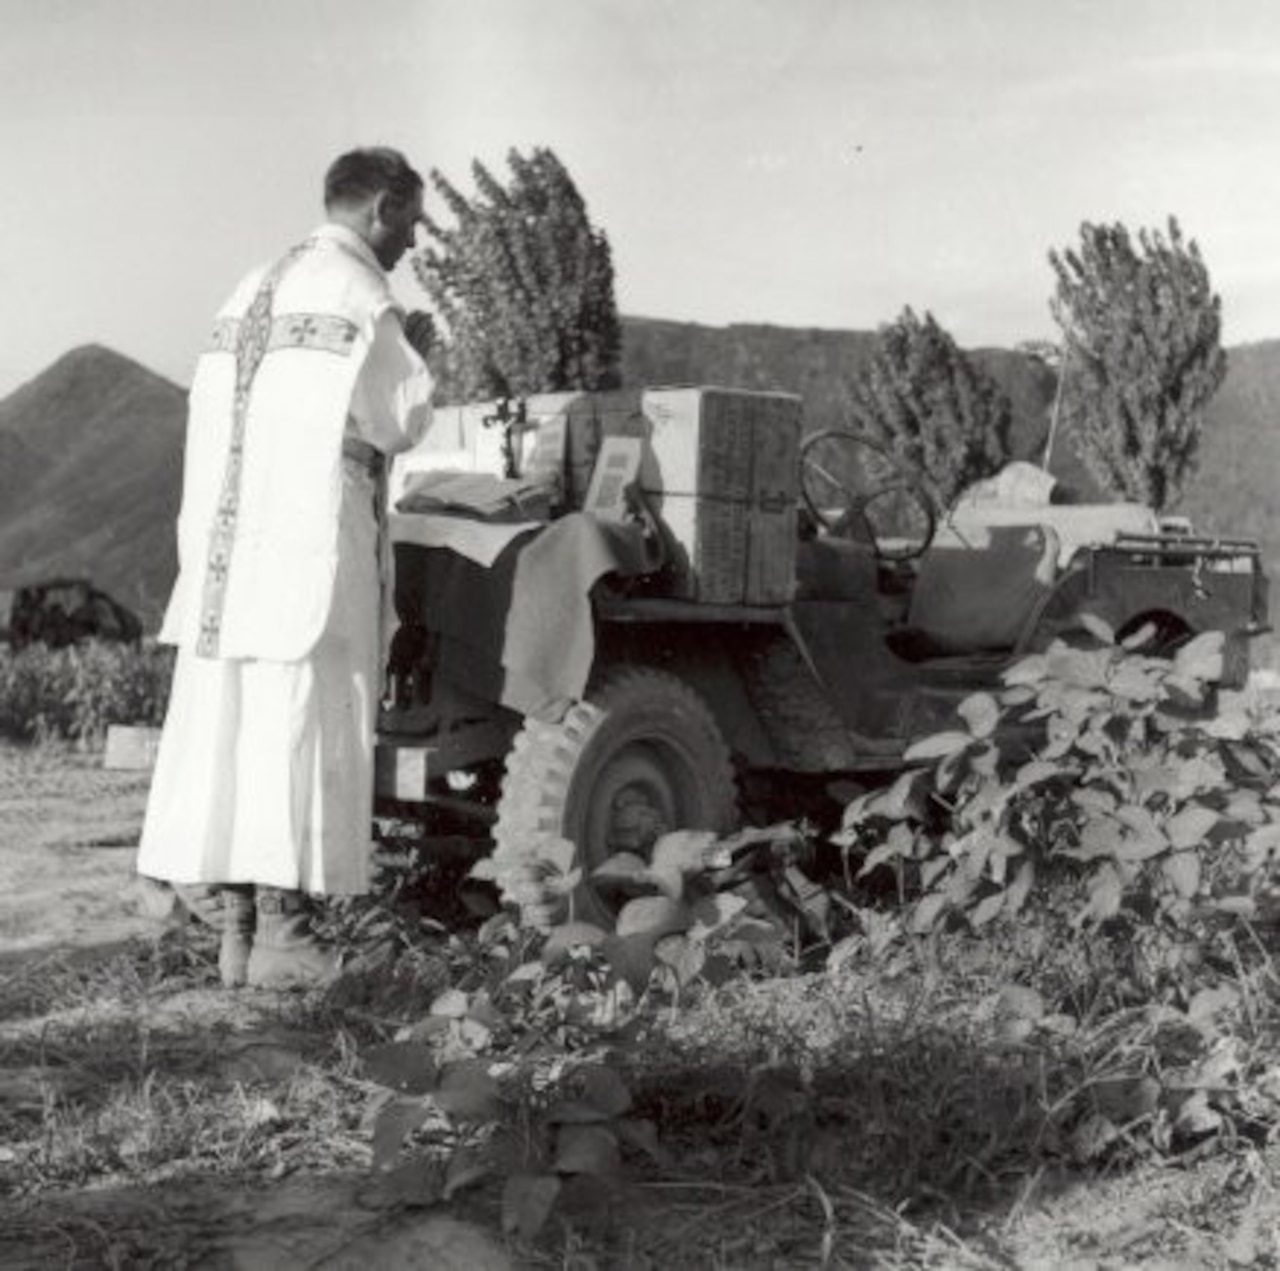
<box><xmin>4</xmin><ymin>907</ymin><xmax>1280</xmax><ymax>1267</ymax></box>
<box><xmin>0</xmin><ymin>929</ymin><xmax>204</xmax><ymax>1022</ymax></box>
<box><xmin>1</xmin><ymin>945</ymin><xmax>358</xmax><ymax>1191</ymax></box>
<box><xmin>6</xmin><ymin>664</ymin><xmax>1280</xmax><ymax>1263</ymax></box>
<box><xmin>6</xmin><ymin>785</ymin><xmax>1280</xmax><ymax>1266</ymax></box>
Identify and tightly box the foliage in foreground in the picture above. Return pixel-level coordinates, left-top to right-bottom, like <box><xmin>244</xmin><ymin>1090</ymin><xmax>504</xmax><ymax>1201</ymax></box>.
<box><xmin>344</xmin><ymin>835</ymin><xmax>795</xmax><ymax>1240</ymax></box>
<box><xmin>9</xmin><ymin>894</ymin><xmax>1280</xmax><ymax>1265</ymax></box>
<box><xmin>0</xmin><ymin>640</ymin><xmax>173</xmax><ymax>743</ymax></box>
<box><xmin>1050</xmin><ymin>216</ymin><xmax>1227</xmax><ymax>511</ymax></box>
<box><xmin>841</xmin><ymin>622</ymin><xmax>1280</xmax><ymax>945</ymax></box>
<box><xmin>344</xmin><ymin>629</ymin><xmax>1280</xmax><ymax>1243</ymax></box>
<box><xmin>6</xmin><ymin>633</ymin><xmax>1280</xmax><ymax>1263</ymax></box>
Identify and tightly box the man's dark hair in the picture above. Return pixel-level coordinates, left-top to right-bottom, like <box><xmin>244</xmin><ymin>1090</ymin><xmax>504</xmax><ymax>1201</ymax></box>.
<box><xmin>324</xmin><ymin>147</ymin><xmax>423</xmax><ymax>211</ymax></box>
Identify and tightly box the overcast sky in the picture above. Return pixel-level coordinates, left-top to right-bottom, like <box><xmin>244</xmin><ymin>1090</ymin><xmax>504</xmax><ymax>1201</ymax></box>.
<box><xmin>2</xmin><ymin>0</ymin><xmax>1279</xmax><ymax>396</ymax></box>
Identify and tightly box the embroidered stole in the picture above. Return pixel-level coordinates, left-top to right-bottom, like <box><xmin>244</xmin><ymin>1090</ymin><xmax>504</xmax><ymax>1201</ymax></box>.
<box><xmin>195</xmin><ymin>240</ymin><xmax>313</xmax><ymax>658</ymax></box>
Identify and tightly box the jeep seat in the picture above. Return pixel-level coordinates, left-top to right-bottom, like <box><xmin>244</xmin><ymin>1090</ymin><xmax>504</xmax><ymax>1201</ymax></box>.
<box><xmin>903</xmin><ymin>522</ymin><xmax>1060</xmax><ymax>655</ymax></box>
<box><xmin>795</xmin><ymin>535</ymin><xmax>879</xmax><ymax>601</ymax></box>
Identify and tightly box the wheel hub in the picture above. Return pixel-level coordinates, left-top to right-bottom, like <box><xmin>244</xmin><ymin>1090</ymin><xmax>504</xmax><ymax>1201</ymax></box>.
<box><xmin>582</xmin><ymin>745</ymin><xmax>682</xmax><ymax>857</ymax></box>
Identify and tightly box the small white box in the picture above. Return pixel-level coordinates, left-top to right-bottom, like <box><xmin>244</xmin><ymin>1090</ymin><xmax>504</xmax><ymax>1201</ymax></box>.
<box><xmin>103</xmin><ymin>725</ymin><xmax>162</xmax><ymax>771</ymax></box>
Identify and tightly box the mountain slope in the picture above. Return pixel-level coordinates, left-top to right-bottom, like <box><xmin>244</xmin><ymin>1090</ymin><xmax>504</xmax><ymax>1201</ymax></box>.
<box><xmin>0</xmin><ymin>345</ymin><xmax>186</xmax><ymax>626</ymax></box>
<box><xmin>0</xmin><ymin>430</ymin><xmax>46</xmax><ymax>517</ymax></box>
<box><xmin>1180</xmin><ymin>341</ymin><xmax>1280</xmax><ymax>591</ymax></box>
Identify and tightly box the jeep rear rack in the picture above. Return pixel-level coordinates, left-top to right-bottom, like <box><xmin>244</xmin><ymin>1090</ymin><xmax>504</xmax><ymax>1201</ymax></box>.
<box><xmin>1109</xmin><ymin>532</ymin><xmax>1262</xmax><ymax>560</ymax></box>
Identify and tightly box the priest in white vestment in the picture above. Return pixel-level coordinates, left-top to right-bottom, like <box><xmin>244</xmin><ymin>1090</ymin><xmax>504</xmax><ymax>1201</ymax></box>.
<box><xmin>137</xmin><ymin>148</ymin><xmax>435</xmax><ymax>988</ymax></box>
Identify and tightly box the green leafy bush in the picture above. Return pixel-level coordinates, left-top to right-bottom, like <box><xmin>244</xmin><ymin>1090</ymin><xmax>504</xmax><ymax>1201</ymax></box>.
<box><xmin>840</xmin><ymin>622</ymin><xmax>1280</xmax><ymax>948</ymax></box>
<box><xmin>824</xmin><ymin>634</ymin><xmax>1280</xmax><ymax>1168</ymax></box>
<box><xmin>0</xmin><ymin>640</ymin><xmax>174</xmax><ymax>743</ymax></box>
<box><xmin>353</xmin><ymin>835</ymin><xmax>797</xmax><ymax>1240</ymax></box>
<box><xmin>353</xmin><ymin>624</ymin><xmax>1280</xmax><ymax>1227</ymax></box>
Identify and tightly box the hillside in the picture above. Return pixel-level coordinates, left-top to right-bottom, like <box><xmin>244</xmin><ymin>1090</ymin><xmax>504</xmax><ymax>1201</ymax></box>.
<box><xmin>0</xmin><ymin>430</ymin><xmax>46</xmax><ymax>516</ymax></box>
<box><xmin>0</xmin><ymin>326</ymin><xmax>1274</xmax><ymax>644</ymax></box>
<box><xmin>1182</xmin><ymin>342</ymin><xmax>1280</xmax><ymax>547</ymax></box>
<box><xmin>0</xmin><ymin>345</ymin><xmax>185</xmax><ymax>627</ymax></box>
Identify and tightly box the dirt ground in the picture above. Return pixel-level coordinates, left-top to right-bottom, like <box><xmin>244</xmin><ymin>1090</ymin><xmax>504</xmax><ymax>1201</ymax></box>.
<box><xmin>0</xmin><ymin>745</ymin><xmax>156</xmax><ymax>960</ymax></box>
<box><xmin>0</xmin><ymin>745</ymin><xmax>514</xmax><ymax>1270</ymax></box>
<box><xmin>2</xmin><ymin>743</ymin><xmax>1279</xmax><ymax>1269</ymax></box>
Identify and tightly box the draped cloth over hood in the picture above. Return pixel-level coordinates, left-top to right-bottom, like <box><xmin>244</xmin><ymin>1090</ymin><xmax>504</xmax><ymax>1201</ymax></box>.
<box><xmin>160</xmin><ymin>225</ymin><xmax>402</xmax><ymax>662</ymax></box>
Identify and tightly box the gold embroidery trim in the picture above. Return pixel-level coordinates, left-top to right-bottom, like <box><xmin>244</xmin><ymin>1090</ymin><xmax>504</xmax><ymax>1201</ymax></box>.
<box><xmin>208</xmin><ymin>312</ymin><xmax>359</xmax><ymax>357</ymax></box>
<box><xmin>196</xmin><ymin>242</ymin><xmax>314</xmax><ymax>657</ymax></box>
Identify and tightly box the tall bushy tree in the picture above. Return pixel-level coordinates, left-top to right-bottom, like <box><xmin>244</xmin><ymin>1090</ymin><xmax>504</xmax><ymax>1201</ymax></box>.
<box><xmin>1049</xmin><ymin>217</ymin><xmax>1226</xmax><ymax>510</ymax></box>
<box><xmin>413</xmin><ymin>147</ymin><xmax>621</xmax><ymax>401</ymax></box>
<box><xmin>847</xmin><ymin>306</ymin><xmax>1014</xmax><ymax>506</ymax></box>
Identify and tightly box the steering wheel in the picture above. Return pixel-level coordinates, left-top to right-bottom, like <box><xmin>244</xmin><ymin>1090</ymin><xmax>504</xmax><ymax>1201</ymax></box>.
<box><xmin>799</xmin><ymin>429</ymin><xmax>938</xmax><ymax>562</ymax></box>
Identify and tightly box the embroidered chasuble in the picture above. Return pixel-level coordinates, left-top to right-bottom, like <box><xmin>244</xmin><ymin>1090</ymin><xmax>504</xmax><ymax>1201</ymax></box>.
<box><xmin>139</xmin><ymin>223</ymin><xmax>434</xmax><ymax>895</ymax></box>
<box><xmin>197</xmin><ymin>240</ymin><xmax>311</xmax><ymax>658</ymax></box>
<box><xmin>160</xmin><ymin>225</ymin><xmax>409</xmax><ymax>662</ymax></box>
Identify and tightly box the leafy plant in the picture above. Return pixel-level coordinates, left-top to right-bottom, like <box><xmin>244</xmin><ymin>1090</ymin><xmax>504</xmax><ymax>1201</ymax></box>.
<box><xmin>413</xmin><ymin>147</ymin><xmax>621</xmax><ymax>402</ymax></box>
<box><xmin>356</xmin><ymin>830</ymin><xmax>796</xmax><ymax>1240</ymax></box>
<box><xmin>356</xmin><ymin>919</ymin><xmax>651</xmax><ymax>1239</ymax></box>
<box><xmin>826</xmin><ymin>629</ymin><xmax>1280</xmax><ymax>1166</ymax></box>
<box><xmin>841</xmin><ymin>623</ymin><xmax>1280</xmax><ymax>953</ymax></box>
<box><xmin>845</xmin><ymin>305</ymin><xmax>1014</xmax><ymax>506</ymax></box>
<box><xmin>0</xmin><ymin>640</ymin><xmax>173</xmax><ymax>743</ymax></box>
<box><xmin>472</xmin><ymin>825</ymin><xmax>793</xmax><ymax>966</ymax></box>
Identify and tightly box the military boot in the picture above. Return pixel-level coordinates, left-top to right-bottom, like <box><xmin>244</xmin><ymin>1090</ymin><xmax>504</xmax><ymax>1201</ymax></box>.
<box><xmin>217</xmin><ymin>885</ymin><xmax>256</xmax><ymax>988</ymax></box>
<box><xmin>245</xmin><ymin>887</ymin><xmax>340</xmax><ymax>990</ymax></box>
<box><xmin>173</xmin><ymin>883</ymin><xmax>223</xmax><ymax>928</ymax></box>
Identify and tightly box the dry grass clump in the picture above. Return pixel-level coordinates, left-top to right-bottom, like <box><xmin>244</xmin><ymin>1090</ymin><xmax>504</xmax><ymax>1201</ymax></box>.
<box><xmin>0</xmin><ymin>1202</ymin><xmax>191</xmax><ymax>1271</ymax></box>
<box><xmin>6</xmin><ymin>834</ymin><xmax>1280</xmax><ymax>1268</ymax></box>
<box><xmin>1</xmin><ymin>997</ymin><xmax>368</xmax><ymax>1201</ymax></box>
<box><xmin>535</xmin><ymin>916</ymin><xmax>1280</xmax><ymax>1267</ymax></box>
<box><xmin>0</xmin><ymin>931</ymin><xmax>208</xmax><ymax>1023</ymax></box>
<box><xmin>0</xmin><ymin>916</ymin><xmax>461</xmax><ymax>1195</ymax></box>
<box><xmin>0</xmin><ymin>918</ymin><xmax>467</xmax><ymax>1268</ymax></box>
<box><xmin>624</xmin><ymin>964</ymin><xmax>1050</xmax><ymax>1227</ymax></box>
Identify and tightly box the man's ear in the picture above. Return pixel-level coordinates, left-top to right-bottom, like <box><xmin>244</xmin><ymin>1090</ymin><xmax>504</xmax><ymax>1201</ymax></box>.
<box><xmin>370</xmin><ymin>189</ymin><xmax>392</xmax><ymax>228</ymax></box>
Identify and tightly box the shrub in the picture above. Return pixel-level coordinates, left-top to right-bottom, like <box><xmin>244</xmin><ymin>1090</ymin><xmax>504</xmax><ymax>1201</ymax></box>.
<box><xmin>1050</xmin><ymin>216</ymin><xmax>1226</xmax><ymax>511</ymax></box>
<box><xmin>839</xmin><ymin>622</ymin><xmax>1280</xmax><ymax>961</ymax></box>
<box><xmin>414</xmin><ymin>146</ymin><xmax>621</xmax><ymax>402</ymax></box>
<box><xmin>0</xmin><ymin>639</ymin><xmax>174</xmax><ymax>744</ymax></box>
<box><xmin>846</xmin><ymin>305</ymin><xmax>1014</xmax><ymax>507</ymax></box>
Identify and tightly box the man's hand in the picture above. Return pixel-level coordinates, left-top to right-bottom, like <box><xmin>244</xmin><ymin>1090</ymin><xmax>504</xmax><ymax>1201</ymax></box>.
<box><xmin>403</xmin><ymin>310</ymin><xmax>436</xmax><ymax>359</ymax></box>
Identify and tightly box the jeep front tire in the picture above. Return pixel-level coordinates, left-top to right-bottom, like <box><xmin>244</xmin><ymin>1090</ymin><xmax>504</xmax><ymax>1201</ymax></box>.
<box><xmin>491</xmin><ymin>666</ymin><xmax>738</xmax><ymax>926</ymax></box>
